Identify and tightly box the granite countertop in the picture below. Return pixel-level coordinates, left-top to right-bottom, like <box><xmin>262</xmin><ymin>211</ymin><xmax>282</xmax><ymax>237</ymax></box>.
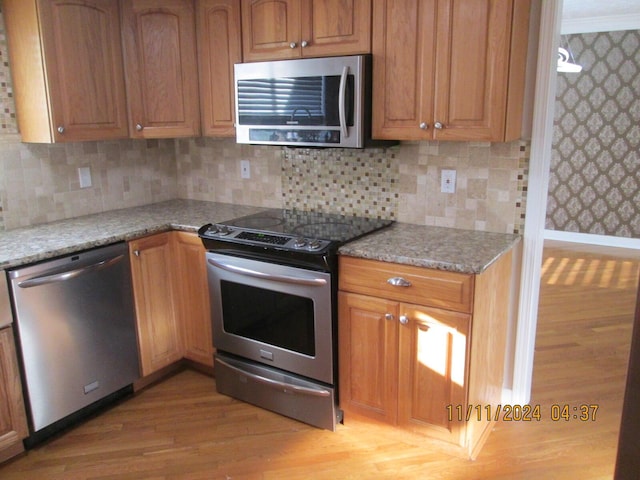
<box><xmin>0</xmin><ymin>200</ymin><xmax>264</xmax><ymax>270</ymax></box>
<box><xmin>0</xmin><ymin>200</ymin><xmax>520</xmax><ymax>273</ymax></box>
<box><xmin>339</xmin><ymin>222</ymin><xmax>521</xmax><ymax>274</ymax></box>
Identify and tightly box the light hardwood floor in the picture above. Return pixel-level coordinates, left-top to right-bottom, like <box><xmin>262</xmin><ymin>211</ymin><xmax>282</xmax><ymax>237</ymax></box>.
<box><xmin>1</xmin><ymin>241</ymin><xmax>638</xmax><ymax>479</ymax></box>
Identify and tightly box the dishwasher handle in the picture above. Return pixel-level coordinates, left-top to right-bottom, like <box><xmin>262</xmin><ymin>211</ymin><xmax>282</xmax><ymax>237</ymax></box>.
<box><xmin>17</xmin><ymin>254</ymin><xmax>126</xmax><ymax>288</ymax></box>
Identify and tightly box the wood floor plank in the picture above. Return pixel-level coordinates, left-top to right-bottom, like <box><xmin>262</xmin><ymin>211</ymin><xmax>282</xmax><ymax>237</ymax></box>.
<box><xmin>0</xmin><ymin>241</ymin><xmax>638</xmax><ymax>479</ymax></box>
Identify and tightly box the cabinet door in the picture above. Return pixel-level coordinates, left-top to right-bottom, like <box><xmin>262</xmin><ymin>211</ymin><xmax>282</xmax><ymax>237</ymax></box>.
<box><xmin>173</xmin><ymin>232</ymin><xmax>214</xmax><ymax>367</ymax></box>
<box><xmin>197</xmin><ymin>0</ymin><xmax>242</xmax><ymax>137</ymax></box>
<box><xmin>241</xmin><ymin>0</ymin><xmax>301</xmax><ymax>61</ymax></box>
<box><xmin>300</xmin><ymin>0</ymin><xmax>371</xmax><ymax>58</ymax></box>
<box><xmin>121</xmin><ymin>0</ymin><xmax>201</xmax><ymax>138</ymax></box>
<box><xmin>371</xmin><ymin>0</ymin><xmax>436</xmax><ymax>140</ymax></box>
<box><xmin>3</xmin><ymin>0</ymin><xmax>128</xmax><ymax>143</ymax></box>
<box><xmin>129</xmin><ymin>233</ymin><xmax>183</xmax><ymax>376</ymax></box>
<box><xmin>397</xmin><ymin>303</ymin><xmax>470</xmax><ymax>445</ymax></box>
<box><xmin>433</xmin><ymin>0</ymin><xmax>516</xmax><ymax>141</ymax></box>
<box><xmin>338</xmin><ymin>292</ymin><xmax>399</xmax><ymax>424</ymax></box>
<box><xmin>372</xmin><ymin>0</ymin><xmax>529</xmax><ymax>142</ymax></box>
<box><xmin>0</xmin><ymin>328</ymin><xmax>28</xmax><ymax>462</ymax></box>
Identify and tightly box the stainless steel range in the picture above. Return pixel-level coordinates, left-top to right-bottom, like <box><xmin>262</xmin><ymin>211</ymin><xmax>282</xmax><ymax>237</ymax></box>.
<box><xmin>198</xmin><ymin>209</ymin><xmax>392</xmax><ymax>430</ymax></box>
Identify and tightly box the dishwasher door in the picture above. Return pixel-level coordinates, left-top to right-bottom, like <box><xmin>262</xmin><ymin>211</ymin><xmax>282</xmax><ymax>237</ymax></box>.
<box><xmin>9</xmin><ymin>242</ymin><xmax>140</xmax><ymax>433</ymax></box>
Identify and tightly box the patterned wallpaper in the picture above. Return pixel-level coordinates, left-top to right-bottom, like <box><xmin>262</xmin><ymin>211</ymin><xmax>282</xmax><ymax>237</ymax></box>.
<box><xmin>547</xmin><ymin>30</ymin><xmax>640</xmax><ymax>238</ymax></box>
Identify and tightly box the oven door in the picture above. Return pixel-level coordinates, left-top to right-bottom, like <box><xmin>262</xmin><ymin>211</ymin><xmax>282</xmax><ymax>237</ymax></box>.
<box><xmin>206</xmin><ymin>252</ymin><xmax>334</xmax><ymax>385</ymax></box>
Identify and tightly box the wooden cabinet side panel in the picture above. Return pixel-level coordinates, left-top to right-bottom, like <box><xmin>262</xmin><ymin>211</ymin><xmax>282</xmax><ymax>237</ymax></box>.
<box><xmin>173</xmin><ymin>232</ymin><xmax>214</xmax><ymax>367</ymax></box>
<box><xmin>0</xmin><ymin>328</ymin><xmax>28</xmax><ymax>456</ymax></box>
<box><xmin>466</xmin><ymin>249</ymin><xmax>513</xmax><ymax>457</ymax></box>
<box><xmin>197</xmin><ymin>0</ymin><xmax>242</xmax><ymax>137</ymax></box>
<box><xmin>121</xmin><ymin>0</ymin><xmax>201</xmax><ymax>138</ymax></box>
<box><xmin>302</xmin><ymin>0</ymin><xmax>371</xmax><ymax>57</ymax></box>
<box><xmin>503</xmin><ymin>0</ymin><xmax>531</xmax><ymax>141</ymax></box>
<box><xmin>38</xmin><ymin>0</ymin><xmax>129</xmax><ymax>142</ymax></box>
<box><xmin>241</xmin><ymin>0</ymin><xmax>300</xmax><ymax>61</ymax></box>
<box><xmin>339</xmin><ymin>292</ymin><xmax>399</xmax><ymax>424</ymax></box>
<box><xmin>397</xmin><ymin>304</ymin><xmax>470</xmax><ymax>445</ymax></box>
<box><xmin>130</xmin><ymin>234</ymin><xmax>183</xmax><ymax>376</ymax></box>
<box><xmin>2</xmin><ymin>0</ymin><xmax>53</xmax><ymax>142</ymax></box>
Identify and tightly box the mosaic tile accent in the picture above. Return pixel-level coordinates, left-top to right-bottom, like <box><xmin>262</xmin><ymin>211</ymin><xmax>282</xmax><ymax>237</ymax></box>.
<box><xmin>281</xmin><ymin>147</ymin><xmax>399</xmax><ymax>219</ymax></box>
<box><xmin>0</xmin><ymin>9</ymin><xmax>17</xmax><ymax>133</ymax></box>
<box><xmin>547</xmin><ymin>30</ymin><xmax>640</xmax><ymax>238</ymax></box>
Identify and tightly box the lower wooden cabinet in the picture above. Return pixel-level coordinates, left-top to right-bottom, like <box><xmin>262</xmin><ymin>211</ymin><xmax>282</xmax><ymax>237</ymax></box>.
<box><xmin>129</xmin><ymin>233</ymin><xmax>183</xmax><ymax>376</ymax></box>
<box><xmin>173</xmin><ymin>232</ymin><xmax>214</xmax><ymax>367</ymax></box>
<box><xmin>0</xmin><ymin>327</ymin><xmax>29</xmax><ymax>463</ymax></box>
<box><xmin>338</xmin><ymin>250</ymin><xmax>515</xmax><ymax>458</ymax></box>
<box><xmin>129</xmin><ymin>231</ymin><xmax>214</xmax><ymax>377</ymax></box>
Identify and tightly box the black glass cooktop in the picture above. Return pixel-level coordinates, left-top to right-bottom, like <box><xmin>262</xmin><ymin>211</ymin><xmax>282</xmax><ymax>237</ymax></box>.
<box><xmin>199</xmin><ymin>208</ymin><xmax>393</xmax><ymax>255</ymax></box>
<box><xmin>220</xmin><ymin>208</ymin><xmax>393</xmax><ymax>243</ymax></box>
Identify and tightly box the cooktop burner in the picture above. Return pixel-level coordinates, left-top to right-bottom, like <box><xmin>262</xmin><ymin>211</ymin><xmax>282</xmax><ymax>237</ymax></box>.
<box><xmin>198</xmin><ymin>208</ymin><xmax>393</xmax><ymax>254</ymax></box>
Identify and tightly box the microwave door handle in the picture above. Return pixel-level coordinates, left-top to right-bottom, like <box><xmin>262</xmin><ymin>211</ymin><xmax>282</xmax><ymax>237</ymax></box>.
<box><xmin>207</xmin><ymin>257</ymin><xmax>327</xmax><ymax>287</ymax></box>
<box><xmin>338</xmin><ymin>65</ymin><xmax>349</xmax><ymax>140</ymax></box>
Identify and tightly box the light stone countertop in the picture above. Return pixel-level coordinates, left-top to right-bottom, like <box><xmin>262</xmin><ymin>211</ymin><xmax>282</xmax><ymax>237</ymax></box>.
<box><xmin>0</xmin><ymin>200</ymin><xmax>520</xmax><ymax>273</ymax></box>
<box><xmin>0</xmin><ymin>200</ymin><xmax>264</xmax><ymax>270</ymax></box>
<box><xmin>338</xmin><ymin>222</ymin><xmax>521</xmax><ymax>274</ymax></box>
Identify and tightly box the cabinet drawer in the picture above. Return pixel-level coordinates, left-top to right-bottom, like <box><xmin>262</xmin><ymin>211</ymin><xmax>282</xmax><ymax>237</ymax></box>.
<box><xmin>339</xmin><ymin>257</ymin><xmax>473</xmax><ymax>313</ymax></box>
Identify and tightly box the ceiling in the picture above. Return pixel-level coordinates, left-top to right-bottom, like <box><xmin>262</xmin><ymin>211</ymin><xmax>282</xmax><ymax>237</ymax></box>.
<box><xmin>562</xmin><ymin>0</ymin><xmax>640</xmax><ymax>33</ymax></box>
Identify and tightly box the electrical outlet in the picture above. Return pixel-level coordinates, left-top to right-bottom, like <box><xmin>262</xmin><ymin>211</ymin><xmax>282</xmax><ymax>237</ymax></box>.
<box><xmin>78</xmin><ymin>167</ymin><xmax>92</xmax><ymax>188</ymax></box>
<box><xmin>240</xmin><ymin>160</ymin><xmax>251</xmax><ymax>179</ymax></box>
<box><xmin>441</xmin><ymin>169</ymin><xmax>456</xmax><ymax>193</ymax></box>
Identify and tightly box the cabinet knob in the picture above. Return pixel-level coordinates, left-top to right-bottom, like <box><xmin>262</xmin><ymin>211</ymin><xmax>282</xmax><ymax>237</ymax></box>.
<box><xmin>289</xmin><ymin>42</ymin><xmax>297</xmax><ymax>49</ymax></box>
<box><xmin>301</xmin><ymin>40</ymin><xmax>308</xmax><ymax>48</ymax></box>
<box><xmin>399</xmin><ymin>315</ymin><xmax>409</xmax><ymax>325</ymax></box>
<box><xmin>434</xmin><ymin>122</ymin><xmax>444</xmax><ymax>130</ymax></box>
<box><xmin>133</xmin><ymin>250</ymin><xmax>140</xmax><ymax>257</ymax></box>
<box><xmin>387</xmin><ymin>277</ymin><xmax>412</xmax><ymax>287</ymax></box>
<box><xmin>57</xmin><ymin>126</ymin><xmax>65</xmax><ymax>134</ymax></box>
<box><xmin>419</xmin><ymin>122</ymin><xmax>428</xmax><ymax>130</ymax></box>
<box><xmin>135</xmin><ymin>123</ymin><xmax>144</xmax><ymax>132</ymax></box>
<box><xmin>384</xmin><ymin>313</ymin><xmax>394</xmax><ymax>321</ymax></box>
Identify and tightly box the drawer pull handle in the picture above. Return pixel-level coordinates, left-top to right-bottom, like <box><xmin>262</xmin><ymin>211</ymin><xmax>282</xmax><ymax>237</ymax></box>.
<box><xmin>387</xmin><ymin>277</ymin><xmax>412</xmax><ymax>287</ymax></box>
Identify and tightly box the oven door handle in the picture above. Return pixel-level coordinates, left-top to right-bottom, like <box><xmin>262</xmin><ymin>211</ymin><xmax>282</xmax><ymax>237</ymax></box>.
<box><xmin>207</xmin><ymin>258</ymin><xmax>327</xmax><ymax>287</ymax></box>
<box><xmin>216</xmin><ymin>357</ymin><xmax>331</xmax><ymax>398</ymax></box>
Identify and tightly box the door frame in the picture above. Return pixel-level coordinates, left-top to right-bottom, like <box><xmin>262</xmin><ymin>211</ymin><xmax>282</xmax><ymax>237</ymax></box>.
<box><xmin>510</xmin><ymin>0</ymin><xmax>562</xmax><ymax>403</ymax></box>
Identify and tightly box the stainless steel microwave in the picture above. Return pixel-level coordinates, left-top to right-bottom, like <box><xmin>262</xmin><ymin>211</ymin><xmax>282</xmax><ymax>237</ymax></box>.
<box><xmin>234</xmin><ymin>54</ymin><xmax>395</xmax><ymax>148</ymax></box>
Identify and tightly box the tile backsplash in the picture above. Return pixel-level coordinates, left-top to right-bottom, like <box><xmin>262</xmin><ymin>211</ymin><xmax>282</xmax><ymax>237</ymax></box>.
<box><xmin>0</xmin><ymin>7</ymin><xmax>527</xmax><ymax>235</ymax></box>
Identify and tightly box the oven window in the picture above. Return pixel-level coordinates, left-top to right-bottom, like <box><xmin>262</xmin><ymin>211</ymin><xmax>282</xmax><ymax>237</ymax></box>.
<box><xmin>220</xmin><ymin>280</ymin><xmax>316</xmax><ymax>356</ymax></box>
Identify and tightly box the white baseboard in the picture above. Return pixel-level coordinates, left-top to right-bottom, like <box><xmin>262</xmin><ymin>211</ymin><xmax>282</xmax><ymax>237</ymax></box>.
<box><xmin>544</xmin><ymin>229</ymin><xmax>640</xmax><ymax>250</ymax></box>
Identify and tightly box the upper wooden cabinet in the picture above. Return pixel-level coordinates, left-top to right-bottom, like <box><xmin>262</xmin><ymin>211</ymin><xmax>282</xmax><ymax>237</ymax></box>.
<box><xmin>372</xmin><ymin>0</ymin><xmax>531</xmax><ymax>142</ymax></box>
<box><xmin>241</xmin><ymin>0</ymin><xmax>371</xmax><ymax>61</ymax></box>
<box><xmin>197</xmin><ymin>0</ymin><xmax>242</xmax><ymax>137</ymax></box>
<box><xmin>3</xmin><ymin>0</ymin><xmax>129</xmax><ymax>143</ymax></box>
<box><xmin>121</xmin><ymin>0</ymin><xmax>201</xmax><ymax>138</ymax></box>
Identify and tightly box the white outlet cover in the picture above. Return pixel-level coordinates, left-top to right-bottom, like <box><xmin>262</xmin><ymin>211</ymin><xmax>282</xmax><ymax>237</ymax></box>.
<box><xmin>78</xmin><ymin>167</ymin><xmax>92</xmax><ymax>188</ymax></box>
<box><xmin>441</xmin><ymin>169</ymin><xmax>456</xmax><ymax>193</ymax></box>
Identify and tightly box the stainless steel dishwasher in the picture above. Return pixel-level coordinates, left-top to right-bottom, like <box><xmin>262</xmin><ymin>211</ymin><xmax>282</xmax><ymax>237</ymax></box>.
<box><xmin>8</xmin><ymin>242</ymin><xmax>139</xmax><ymax>444</ymax></box>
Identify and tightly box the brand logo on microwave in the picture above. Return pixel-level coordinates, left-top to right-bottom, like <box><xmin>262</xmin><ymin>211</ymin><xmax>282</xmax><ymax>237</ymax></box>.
<box><xmin>286</xmin><ymin>121</ymin><xmax>299</xmax><ymax>125</ymax></box>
